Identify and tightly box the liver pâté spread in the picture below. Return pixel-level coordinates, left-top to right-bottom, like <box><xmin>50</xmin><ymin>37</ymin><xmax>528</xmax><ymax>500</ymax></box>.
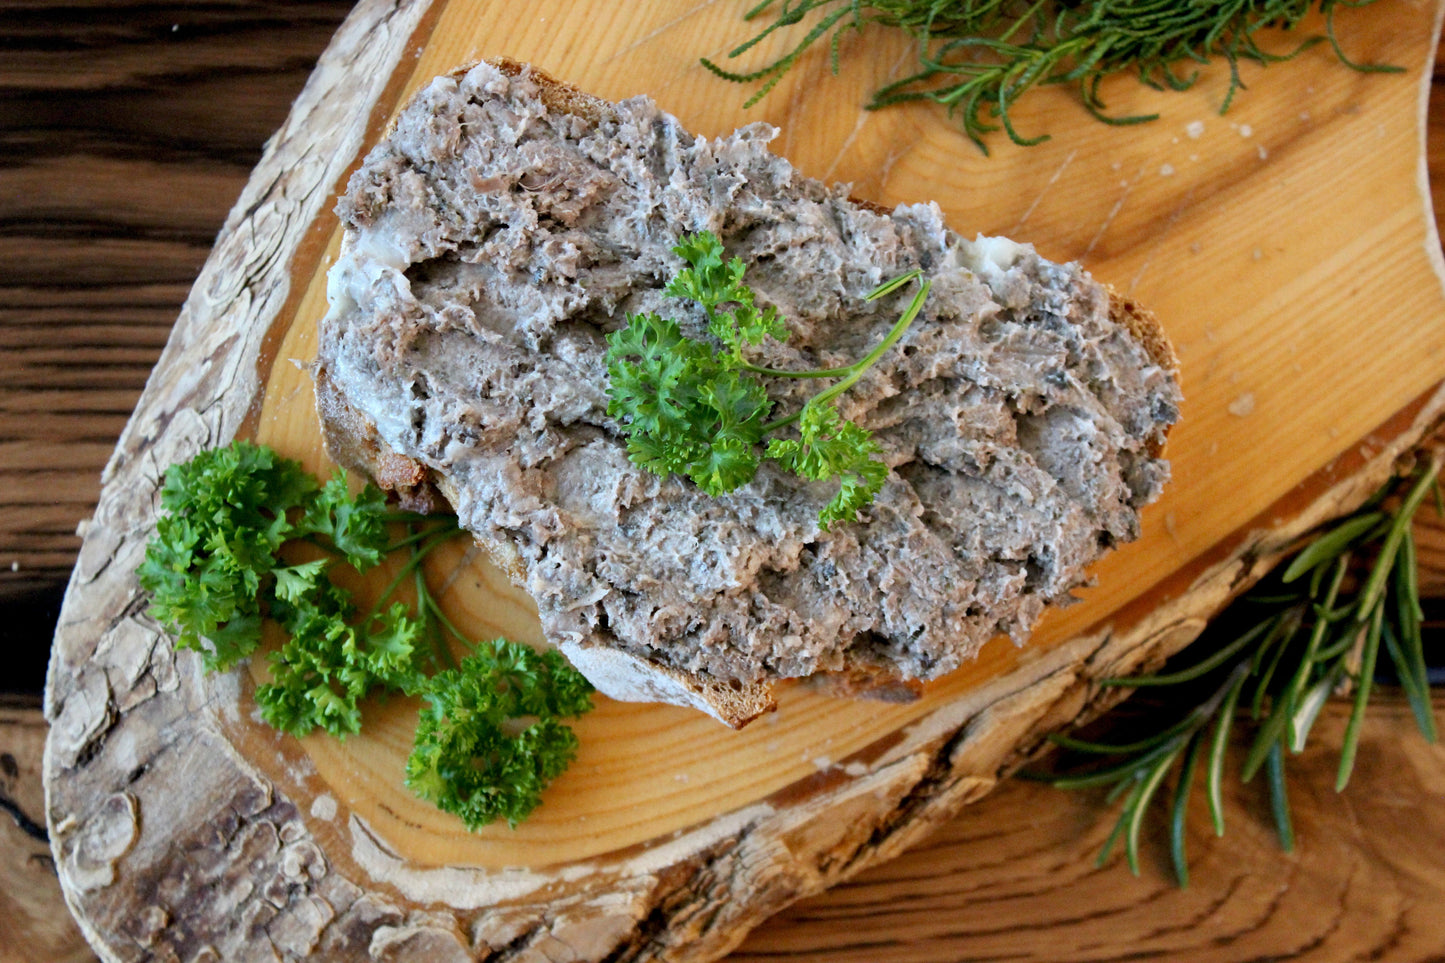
<box><xmin>318</xmin><ymin>61</ymin><xmax>1181</xmax><ymax>707</ymax></box>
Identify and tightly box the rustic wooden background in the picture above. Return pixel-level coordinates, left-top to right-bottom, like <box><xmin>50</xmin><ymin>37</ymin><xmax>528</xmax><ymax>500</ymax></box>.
<box><xmin>3</xmin><ymin>3</ymin><xmax>1443</xmax><ymax>961</ymax></box>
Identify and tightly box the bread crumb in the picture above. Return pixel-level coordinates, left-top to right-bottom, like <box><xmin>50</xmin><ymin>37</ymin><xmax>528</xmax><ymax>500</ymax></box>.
<box><xmin>1257</xmin><ymin>145</ymin><xmax>1269</xmax><ymax>160</ymax></box>
<box><xmin>310</xmin><ymin>794</ymin><xmax>338</xmax><ymax>822</ymax></box>
<box><xmin>1228</xmin><ymin>392</ymin><xmax>1256</xmax><ymax>417</ymax></box>
<box><xmin>811</xmin><ymin>756</ymin><xmax>833</xmax><ymax>771</ymax></box>
<box><xmin>1159</xmin><ymin>164</ymin><xmax>1175</xmax><ymax>177</ymax></box>
<box><xmin>9</xmin><ymin>561</ymin><xmax>17</xmax><ymax>572</ymax></box>
<box><xmin>75</xmin><ymin>517</ymin><xmax>92</xmax><ymax>537</ymax></box>
<box><xmin>1186</xmin><ymin>120</ymin><xmax>1205</xmax><ymax>139</ymax></box>
<box><xmin>843</xmin><ymin>762</ymin><xmax>868</xmax><ymax>777</ymax></box>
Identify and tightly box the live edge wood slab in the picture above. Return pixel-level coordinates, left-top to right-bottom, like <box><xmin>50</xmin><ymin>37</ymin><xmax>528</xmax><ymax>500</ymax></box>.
<box><xmin>39</xmin><ymin>2</ymin><xmax>1445</xmax><ymax>961</ymax></box>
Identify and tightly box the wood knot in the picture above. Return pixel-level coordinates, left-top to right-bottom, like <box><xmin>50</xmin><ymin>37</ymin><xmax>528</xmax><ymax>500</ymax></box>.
<box><xmin>66</xmin><ymin>791</ymin><xmax>139</xmax><ymax>893</ymax></box>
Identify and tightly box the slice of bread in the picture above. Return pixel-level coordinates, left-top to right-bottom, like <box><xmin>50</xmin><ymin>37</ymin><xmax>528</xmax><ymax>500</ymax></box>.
<box><xmin>316</xmin><ymin>59</ymin><xmax>1181</xmax><ymax>728</ymax></box>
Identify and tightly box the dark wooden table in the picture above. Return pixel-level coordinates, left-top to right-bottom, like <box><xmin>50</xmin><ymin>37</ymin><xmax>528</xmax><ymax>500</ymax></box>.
<box><xmin>3</xmin><ymin>4</ymin><xmax>1444</xmax><ymax>961</ymax></box>
<box><xmin>1</xmin><ymin>0</ymin><xmax>358</xmax><ymax>680</ymax></box>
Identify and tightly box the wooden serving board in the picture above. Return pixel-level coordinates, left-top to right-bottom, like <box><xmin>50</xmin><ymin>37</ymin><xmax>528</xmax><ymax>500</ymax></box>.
<box><xmin>44</xmin><ymin>2</ymin><xmax>1445</xmax><ymax>961</ymax></box>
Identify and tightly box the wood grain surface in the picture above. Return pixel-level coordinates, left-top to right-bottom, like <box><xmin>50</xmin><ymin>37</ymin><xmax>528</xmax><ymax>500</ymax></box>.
<box><xmin>6</xmin><ymin>3</ymin><xmax>1445</xmax><ymax>962</ymax></box>
<box><xmin>223</xmin><ymin>0</ymin><xmax>1445</xmax><ymax>883</ymax></box>
<box><xmin>0</xmin><ymin>695</ymin><xmax>93</xmax><ymax>963</ymax></box>
<box><xmin>6</xmin><ymin>687</ymin><xmax>1445</xmax><ymax>963</ymax></box>
<box><xmin>0</xmin><ymin>0</ymin><xmax>354</xmax><ymax>608</ymax></box>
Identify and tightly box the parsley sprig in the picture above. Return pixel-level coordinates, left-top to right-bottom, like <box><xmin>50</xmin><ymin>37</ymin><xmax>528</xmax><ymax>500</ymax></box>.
<box><xmin>139</xmin><ymin>440</ymin><xmax>594</xmax><ymax>828</ymax></box>
<box><xmin>138</xmin><ymin>441</ymin><xmax>451</xmax><ymax>736</ymax></box>
<box><xmin>605</xmin><ymin>231</ymin><xmax>929</xmax><ymax>527</ymax></box>
<box><xmin>406</xmin><ymin>641</ymin><xmax>596</xmax><ymax>829</ymax></box>
<box><xmin>1039</xmin><ymin>460</ymin><xmax>1441</xmax><ymax>885</ymax></box>
<box><xmin>704</xmin><ymin>0</ymin><xmax>1398</xmax><ymax>153</ymax></box>
<box><xmin>139</xmin><ymin>440</ymin><xmax>317</xmax><ymax>670</ymax></box>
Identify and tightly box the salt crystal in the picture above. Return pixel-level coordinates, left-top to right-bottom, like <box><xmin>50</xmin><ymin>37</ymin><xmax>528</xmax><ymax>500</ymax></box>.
<box><xmin>1185</xmin><ymin>120</ymin><xmax>1205</xmax><ymax>139</ymax></box>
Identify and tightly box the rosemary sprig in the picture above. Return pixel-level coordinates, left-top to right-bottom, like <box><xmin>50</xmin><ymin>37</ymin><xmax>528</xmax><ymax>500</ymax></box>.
<box><xmin>1038</xmin><ymin>459</ymin><xmax>1441</xmax><ymax>886</ymax></box>
<box><xmin>705</xmin><ymin>0</ymin><xmax>1399</xmax><ymax>153</ymax></box>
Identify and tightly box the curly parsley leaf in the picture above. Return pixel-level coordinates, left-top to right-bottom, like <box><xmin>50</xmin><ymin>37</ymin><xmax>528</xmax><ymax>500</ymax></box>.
<box><xmin>138</xmin><ymin>440</ymin><xmax>316</xmax><ymax>669</ymax></box>
<box><xmin>665</xmin><ymin>231</ymin><xmax>786</xmax><ymax>360</ymax></box>
<box><xmin>273</xmin><ymin>559</ymin><xmax>330</xmax><ymax>605</ymax></box>
<box><xmin>606</xmin><ymin>314</ymin><xmax>771</xmax><ymax>496</ymax></box>
<box><xmin>605</xmin><ymin>312</ymin><xmax>718</xmax><ymax>442</ymax></box>
<box><xmin>140</xmin><ymin>439</ymin><xmax>432</xmax><ymax>729</ymax></box>
<box><xmin>767</xmin><ymin>402</ymin><xmax>889</xmax><ymax>528</ymax></box>
<box><xmin>295</xmin><ymin>472</ymin><xmax>390</xmax><ymax>571</ymax></box>
<box><xmin>606</xmin><ymin>231</ymin><xmax>927</xmax><ymax>527</ymax></box>
<box><xmin>259</xmin><ymin>579</ymin><xmax>370</xmax><ymax>736</ymax></box>
<box><xmin>406</xmin><ymin>640</ymin><xmax>595</xmax><ymax>830</ymax></box>
<box><xmin>141</xmin><ymin>440</ymin><xmax>594</xmax><ymax>827</ymax></box>
<box><xmin>258</xmin><ymin>583</ymin><xmax>427</xmax><ymax>738</ymax></box>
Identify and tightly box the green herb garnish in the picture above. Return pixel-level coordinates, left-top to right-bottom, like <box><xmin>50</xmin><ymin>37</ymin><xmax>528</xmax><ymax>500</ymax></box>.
<box><xmin>1041</xmin><ymin>460</ymin><xmax>1441</xmax><ymax>886</ymax></box>
<box><xmin>406</xmin><ymin>640</ymin><xmax>596</xmax><ymax>830</ymax></box>
<box><xmin>139</xmin><ymin>440</ymin><xmax>594</xmax><ymax>828</ymax></box>
<box><xmin>605</xmin><ymin>230</ymin><xmax>929</xmax><ymax>527</ymax></box>
<box><xmin>139</xmin><ymin>439</ymin><xmax>318</xmax><ymax>671</ymax></box>
<box><xmin>705</xmin><ymin>0</ymin><xmax>1399</xmax><ymax>153</ymax></box>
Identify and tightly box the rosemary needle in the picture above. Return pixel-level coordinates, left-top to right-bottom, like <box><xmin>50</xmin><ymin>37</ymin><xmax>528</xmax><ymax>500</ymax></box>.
<box><xmin>706</xmin><ymin>0</ymin><xmax>1400</xmax><ymax>152</ymax></box>
<box><xmin>1041</xmin><ymin>461</ymin><xmax>1442</xmax><ymax>884</ymax></box>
